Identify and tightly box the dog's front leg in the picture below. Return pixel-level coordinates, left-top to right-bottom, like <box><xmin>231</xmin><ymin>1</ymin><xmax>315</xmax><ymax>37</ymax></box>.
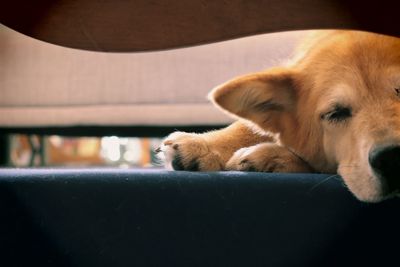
<box><xmin>158</xmin><ymin>121</ymin><xmax>272</xmax><ymax>171</ymax></box>
<box><xmin>226</xmin><ymin>143</ymin><xmax>313</xmax><ymax>173</ymax></box>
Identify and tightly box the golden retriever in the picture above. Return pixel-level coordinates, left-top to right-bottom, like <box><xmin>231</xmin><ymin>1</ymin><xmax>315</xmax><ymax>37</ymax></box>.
<box><xmin>158</xmin><ymin>30</ymin><xmax>400</xmax><ymax>203</ymax></box>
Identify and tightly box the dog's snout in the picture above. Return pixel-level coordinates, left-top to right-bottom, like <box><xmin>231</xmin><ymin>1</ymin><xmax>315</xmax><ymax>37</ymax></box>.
<box><xmin>369</xmin><ymin>145</ymin><xmax>400</xmax><ymax>194</ymax></box>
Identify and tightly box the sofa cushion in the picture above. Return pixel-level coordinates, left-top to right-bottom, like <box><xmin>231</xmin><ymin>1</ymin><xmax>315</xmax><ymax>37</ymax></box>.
<box><xmin>0</xmin><ymin>168</ymin><xmax>399</xmax><ymax>266</ymax></box>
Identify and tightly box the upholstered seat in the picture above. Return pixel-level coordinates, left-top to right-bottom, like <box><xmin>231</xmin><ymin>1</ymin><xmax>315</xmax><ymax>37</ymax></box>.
<box><xmin>1</xmin><ymin>169</ymin><xmax>399</xmax><ymax>266</ymax></box>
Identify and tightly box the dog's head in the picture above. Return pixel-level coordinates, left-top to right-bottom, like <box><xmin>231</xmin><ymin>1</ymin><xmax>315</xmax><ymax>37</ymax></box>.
<box><xmin>210</xmin><ymin>31</ymin><xmax>400</xmax><ymax>202</ymax></box>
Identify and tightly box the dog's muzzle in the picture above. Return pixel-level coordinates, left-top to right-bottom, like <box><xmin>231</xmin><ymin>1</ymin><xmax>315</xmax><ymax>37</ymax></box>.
<box><xmin>369</xmin><ymin>144</ymin><xmax>400</xmax><ymax>195</ymax></box>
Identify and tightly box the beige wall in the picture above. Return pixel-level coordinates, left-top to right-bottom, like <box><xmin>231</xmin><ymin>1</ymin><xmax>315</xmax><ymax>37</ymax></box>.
<box><xmin>0</xmin><ymin>25</ymin><xmax>306</xmax><ymax>126</ymax></box>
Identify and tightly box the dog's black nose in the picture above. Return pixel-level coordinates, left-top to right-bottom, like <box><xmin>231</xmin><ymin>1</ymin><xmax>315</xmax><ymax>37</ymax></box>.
<box><xmin>369</xmin><ymin>145</ymin><xmax>400</xmax><ymax>194</ymax></box>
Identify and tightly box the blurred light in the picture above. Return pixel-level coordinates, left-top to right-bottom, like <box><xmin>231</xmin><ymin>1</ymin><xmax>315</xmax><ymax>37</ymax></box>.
<box><xmin>123</xmin><ymin>151</ymin><xmax>135</xmax><ymax>162</ymax></box>
<box><xmin>119</xmin><ymin>138</ymin><xmax>129</xmax><ymax>145</ymax></box>
<box><xmin>78</xmin><ymin>138</ymin><xmax>99</xmax><ymax>157</ymax></box>
<box><xmin>101</xmin><ymin>136</ymin><xmax>121</xmax><ymax>162</ymax></box>
<box><xmin>49</xmin><ymin>135</ymin><xmax>62</xmax><ymax>147</ymax></box>
<box><xmin>126</xmin><ymin>138</ymin><xmax>142</xmax><ymax>163</ymax></box>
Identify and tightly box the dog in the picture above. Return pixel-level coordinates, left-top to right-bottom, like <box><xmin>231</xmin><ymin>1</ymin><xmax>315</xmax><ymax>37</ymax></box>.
<box><xmin>158</xmin><ymin>30</ymin><xmax>400</xmax><ymax>203</ymax></box>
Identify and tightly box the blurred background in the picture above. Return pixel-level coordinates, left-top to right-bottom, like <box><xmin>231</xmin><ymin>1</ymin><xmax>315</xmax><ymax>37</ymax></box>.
<box><xmin>0</xmin><ymin>24</ymin><xmax>305</xmax><ymax>168</ymax></box>
<box><xmin>7</xmin><ymin>135</ymin><xmax>162</xmax><ymax>168</ymax></box>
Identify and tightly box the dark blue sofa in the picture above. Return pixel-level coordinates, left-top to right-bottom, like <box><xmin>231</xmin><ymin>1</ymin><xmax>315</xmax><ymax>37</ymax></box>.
<box><xmin>1</xmin><ymin>169</ymin><xmax>399</xmax><ymax>266</ymax></box>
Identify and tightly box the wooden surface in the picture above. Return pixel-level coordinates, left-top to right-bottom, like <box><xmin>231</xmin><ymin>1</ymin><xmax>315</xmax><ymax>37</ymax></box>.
<box><xmin>1</xmin><ymin>0</ymin><xmax>400</xmax><ymax>52</ymax></box>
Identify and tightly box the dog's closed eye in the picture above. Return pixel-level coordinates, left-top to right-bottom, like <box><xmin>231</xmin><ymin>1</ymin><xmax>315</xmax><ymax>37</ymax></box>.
<box><xmin>395</xmin><ymin>87</ymin><xmax>400</xmax><ymax>97</ymax></box>
<box><xmin>320</xmin><ymin>105</ymin><xmax>352</xmax><ymax>123</ymax></box>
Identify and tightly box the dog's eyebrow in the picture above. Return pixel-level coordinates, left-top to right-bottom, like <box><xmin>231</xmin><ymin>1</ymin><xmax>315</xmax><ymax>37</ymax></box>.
<box><xmin>253</xmin><ymin>100</ymin><xmax>284</xmax><ymax>112</ymax></box>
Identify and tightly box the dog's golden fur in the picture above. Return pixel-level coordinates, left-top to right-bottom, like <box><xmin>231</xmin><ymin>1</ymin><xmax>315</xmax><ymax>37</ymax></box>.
<box><xmin>159</xmin><ymin>30</ymin><xmax>400</xmax><ymax>202</ymax></box>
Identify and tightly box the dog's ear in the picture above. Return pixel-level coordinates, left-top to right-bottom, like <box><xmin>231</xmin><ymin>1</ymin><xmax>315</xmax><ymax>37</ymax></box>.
<box><xmin>209</xmin><ymin>67</ymin><xmax>298</xmax><ymax>133</ymax></box>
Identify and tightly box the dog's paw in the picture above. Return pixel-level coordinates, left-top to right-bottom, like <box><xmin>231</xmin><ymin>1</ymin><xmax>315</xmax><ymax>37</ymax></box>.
<box><xmin>157</xmin><ymin>132</ymin><xmax>224</xmax><ymax>171</ymax></box>
<box><xmin>226</xmin><ymin>143</ymin><xmax>312</xmax><ymax>173</ymax></box>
